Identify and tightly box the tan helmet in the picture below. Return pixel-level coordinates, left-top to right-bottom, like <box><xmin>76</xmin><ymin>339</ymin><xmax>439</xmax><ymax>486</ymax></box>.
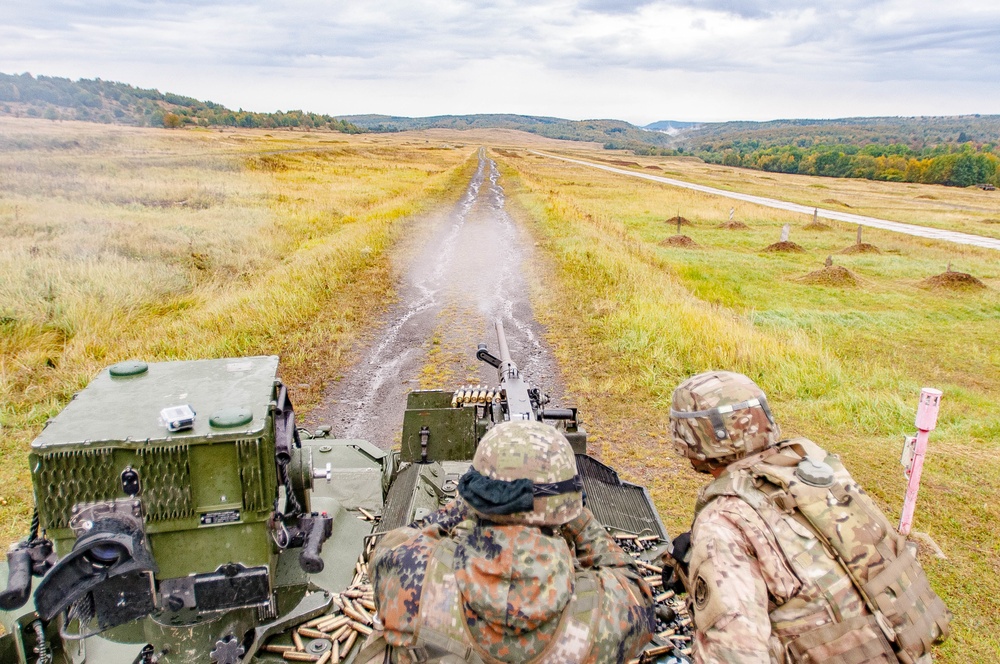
<box><xmin>459</xmin><ymin>420</ymin><xmax>583</xmax><ymax>526</ymax></box>
<box><xmin>670</xmin><ymin>371</ymin><xmax>780</xmax><ymax>462</ymax></box>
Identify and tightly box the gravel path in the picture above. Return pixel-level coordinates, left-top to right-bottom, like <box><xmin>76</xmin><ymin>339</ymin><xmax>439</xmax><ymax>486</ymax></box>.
<box><xmin>304</xmin><ymin>149</ymin><xmax>564</xmax><ymax>448</ymax></box>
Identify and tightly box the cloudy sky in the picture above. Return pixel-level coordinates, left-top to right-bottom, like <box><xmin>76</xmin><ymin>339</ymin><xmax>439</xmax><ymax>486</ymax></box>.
<box><xmin>3</xmin><ymin>0</ymin><xmax>1000</xmax><ymax>124</ymax></box>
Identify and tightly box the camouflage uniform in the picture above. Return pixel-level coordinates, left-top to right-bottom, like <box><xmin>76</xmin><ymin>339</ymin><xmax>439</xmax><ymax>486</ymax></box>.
<box><xmin>670</xmin><ymin>372</ymin><xmax>949</xmax><ymax>664</ymax></box>
<box><xmin>364</xmin><ymin>421</ymin><xmax>654</xmax><ymax>663</ymax></box>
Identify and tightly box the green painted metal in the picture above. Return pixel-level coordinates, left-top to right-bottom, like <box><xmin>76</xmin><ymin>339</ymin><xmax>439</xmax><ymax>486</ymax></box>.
<box><xmin>210</xmin><ymin>406</ymin><xmax>254</xmax><ymax>429</ymax></box>
<box><xmin>108</xmin><ymin>360</ymin><xmax>148</xmax><ymax>377</ymax></box>
<box><xmin>400</xmin><ymin>390</ymin><xmax>490</xmax><ymax>462</ymax></box>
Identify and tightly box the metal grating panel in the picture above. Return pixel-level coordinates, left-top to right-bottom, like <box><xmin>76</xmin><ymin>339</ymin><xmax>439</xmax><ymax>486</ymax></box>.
<box><xmin>35</xmin><ymin>445</ymin><xmax>196</xmax><ymax>529</ymax></box>
<box><xmin>237</xmin><ymin>438</ymin><xmax>269</xmax><ymax>512</ymax></box>
<box><xmin>136</xmin><ymin>445</ymin><xmax>194</xmax><ymax>521</ymax></box>
<box><xmin>373</xmin><ymin>463</ymin><xmax>420</xmax><ymax>538</ymax></box>
<box><xmin>576</xmin><ymin>454</ymin><xmax>668</xmax><ymax>540</ymax></box>
<box><xmin>36</xmin><ymin>448</ymin><xmax>118</xmax><ymax>529</ymax></box>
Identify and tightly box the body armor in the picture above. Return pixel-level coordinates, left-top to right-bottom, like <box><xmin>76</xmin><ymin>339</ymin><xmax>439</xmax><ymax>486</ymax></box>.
<box><xmin>695</xmin><ymin>438</ymin><xmax>950</xmax><ymax>664</ymax></box>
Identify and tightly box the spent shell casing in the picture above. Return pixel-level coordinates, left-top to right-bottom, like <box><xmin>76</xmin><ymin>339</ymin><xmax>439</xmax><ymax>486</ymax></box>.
<box><xmin>341</xmin><ymin>630</ymin><xmax>358</xmax><ymax>655</ymax></box>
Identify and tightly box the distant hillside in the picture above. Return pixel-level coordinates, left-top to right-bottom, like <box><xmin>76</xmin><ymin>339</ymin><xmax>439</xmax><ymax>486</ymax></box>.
<box><xmin>643</xmin><ymin>120</ymin><xmax>700</xmax><ymax>134</ymax></box>
<box><xmin>340</xmin><ymin>113</ymin><xmax>677</xmax><ymax>152</ymax></box>
<box><xmin>4</xmin><ymin>70</ymin><xmax>998</xmax><ymax>187</ymax></box>
<box><xmin>666</xmin><ymin>116</ymin><xmax>1000</xmax><ymax>187</ymax></box>
<box><xmin>0</xmin><ymin>72</ymin><xmax>362</xmax><ymax>132</ymax></box>
<box><xmin>671</xmin><ymin>116</ymin><xmax>1000</xmax><ymax>151</ymax></box>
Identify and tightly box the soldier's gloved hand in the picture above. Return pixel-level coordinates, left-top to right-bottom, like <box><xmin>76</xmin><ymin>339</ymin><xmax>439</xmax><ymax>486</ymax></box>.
<box><xmin>411</xmin><ymin>498</ymin><xmax>472</xmax><ymax>534</ymax></box>
<box><xmin>560</xmin><ymin>508</ymin><xmax>637</xmax><ymax>570</ymax></box>
<box><xmin>559</xmin><ymin>506</ymin><xmax>595</xmax><ymax>544</ymax></box>
<box><xmin>661</xmin><ymin>531</ymin><xmax>691</xmax><ymax>594</ymax></box>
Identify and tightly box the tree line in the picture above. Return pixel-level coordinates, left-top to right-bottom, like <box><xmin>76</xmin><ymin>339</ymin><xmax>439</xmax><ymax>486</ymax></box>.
<box><xmin>697</xmin><ymin>142</ymin><xmax>1000</xmax><ymax>187</ymax></box>
<box><xmin>0</xmin><ymin>73</ymin><xmax>362</xmax><ymax>133</ymax></box>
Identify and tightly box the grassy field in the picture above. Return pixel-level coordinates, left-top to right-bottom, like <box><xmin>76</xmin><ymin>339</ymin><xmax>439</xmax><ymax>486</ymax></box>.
<box><xmin>493</xmin><ymin>147</ymin><xmax>1000</xmax><ymax>661</ymax></box>
<box><xmin>0</xmin><ymin>119</ymin><xmax>478</xmax><ymax>542</ymax></box>
<box><xmin>539</xmin><ymin>147</ymin><xmax>1000</xmax><ymax>241</ymax></box>
<box><xmin>2</xmin><ymin>120</ymin><xmax>998</xmax><ymax>659</ymax></box>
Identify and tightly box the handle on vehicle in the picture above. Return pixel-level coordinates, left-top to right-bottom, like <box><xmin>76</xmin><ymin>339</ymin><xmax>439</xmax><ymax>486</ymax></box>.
<box><xmin>0</xmin><ymin>547</ymin><xmax>33</xmax><ymax>611</ymax></box>
<box><xmin>298</xmin><ymin>515</ymin><xmax>333</xmax><ymax>574</ymax></box>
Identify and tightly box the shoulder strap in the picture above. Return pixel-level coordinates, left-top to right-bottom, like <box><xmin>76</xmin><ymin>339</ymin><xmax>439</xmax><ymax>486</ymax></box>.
<box><xmin>694</xmin><ymin>468</ymin><xmax>768</xmax><ymax>520</ymax></box>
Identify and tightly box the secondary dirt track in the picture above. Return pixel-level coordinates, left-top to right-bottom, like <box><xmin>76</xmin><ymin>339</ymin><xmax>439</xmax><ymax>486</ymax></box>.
<box><xmin>536</xmin><ymin>151</ymin><xmax>1000</xmax><ymax>252</ymax></box>
<box><xmin>303</xmin><ymin>149</ymin><xmax>565</xmax><ymax>448</ymax></box>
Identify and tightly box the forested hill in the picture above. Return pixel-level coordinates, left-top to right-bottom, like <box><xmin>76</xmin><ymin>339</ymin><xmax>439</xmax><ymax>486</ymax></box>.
<box><xmin>670</xmin><ymin>116</ymin><xmax>1000</xmax><ymax>187</ymax></box>
<box><xmin>0</xmin><ymin>72</ymin><xmax>362</xmax><ymax>132</ymax></box>
<box><xmin>338</xmin><ymin>113</ymin><xmax>674</xmax><ymax>150</ymax></box>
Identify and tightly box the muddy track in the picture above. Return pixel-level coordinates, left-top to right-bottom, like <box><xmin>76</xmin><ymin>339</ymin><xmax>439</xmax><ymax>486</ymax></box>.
<box><xmin>303</xmin><ymin>149</ymin><xmax>564</xmax><ymax>448</ymax></box>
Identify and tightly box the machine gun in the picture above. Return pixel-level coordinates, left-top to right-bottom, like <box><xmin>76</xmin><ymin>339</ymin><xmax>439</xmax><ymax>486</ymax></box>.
<box><xmin>474</xmin><ymin>320</ymin><xmax>580</xmax><ymax>426</ymax></box>
<box><xmin>399</xmin><ymin>320</ymin><xmax>585</xmax><ymax>463</ymax></box>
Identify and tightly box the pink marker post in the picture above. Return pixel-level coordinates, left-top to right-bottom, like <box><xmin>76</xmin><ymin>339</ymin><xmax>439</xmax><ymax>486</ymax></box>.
<box><xmin>898</xmin><ymin>388</ymin><xmax>942</xmax><ymax>536</ymax></box>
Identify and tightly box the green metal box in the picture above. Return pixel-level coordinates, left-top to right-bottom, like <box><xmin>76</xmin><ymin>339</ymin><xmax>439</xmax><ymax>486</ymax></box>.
<box><xmin>29</xmin><ymin>357</ymin><xmax>281</xmax><ymax>579</ymax></box>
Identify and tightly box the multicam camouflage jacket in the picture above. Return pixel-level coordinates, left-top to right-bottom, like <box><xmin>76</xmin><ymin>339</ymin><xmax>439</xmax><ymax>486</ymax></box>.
<box><xmin>362</xmin><ymin>499</ymin><xmax>654</xmax><ymax>663</ymax></box>
<box><xmin>687</xmin><ymin>438</ymin><xmax>949</xmax><ymax>664</ymax></box>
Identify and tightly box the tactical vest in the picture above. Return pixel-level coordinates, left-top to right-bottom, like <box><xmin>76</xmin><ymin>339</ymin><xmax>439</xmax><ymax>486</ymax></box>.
<box><xmin>695</xmin><ymin>438</ymin><xmax>950</xmax><ymax>664</ymax></box>
<box><xmin>360</xmin><ymin>536</ymin><xmax>602</xmax><ymax>664</ymax></box>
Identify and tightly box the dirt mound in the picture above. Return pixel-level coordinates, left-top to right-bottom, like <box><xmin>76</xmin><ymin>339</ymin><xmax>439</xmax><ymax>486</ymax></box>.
<box><xmin>916</xmin><ymin>194</ymin><xmax>937</xmax><ymax>200</ymax></box>
<box><xmin>660</xmin><ymin>234</ymin><xmax>698</xmax><ymax>248</ymax></box>
<box><xmin>798</xmin><ymin>265</ymin><xmax>859</xmax><ymax>287</ymax></box>
<box><xmin>823</xmin><ymin>198</ymin><xmax>851</xmax><ymax>208</ymax></box>
<box><xmin>644</xmin><ymin>165</ymin><xmax>663</xmax><ymax>171</ymax></box>
<box><xmin>718</xmin><ymin>221</ymin><xmax>749</xmax><ymax>230</ymax></box>
<box><xmin>666</xmin><ymin>215</ymin><xmax>692</xmax><ymax>226</ymax></box>
<box><xmin>919</xmin><ymin>271</ymin><xmax>987</xmax><ymax>291</ymax></box>
<box><xmin>804</xmin><ymin>221</ymin><xmax>831</xmax><ymax>231</ymax></box>
<box><xmin>981</xmin><ymin>218</ymin><xmax>1000</xmax><ymax>224</ymax></box>
<box><xmin>839</xmin><ymin>243</ymin><xmax>882</xmax><ymax>255</ymax></box>
<box><xmin>763</xmin><ymin>241</ymin><xmax>805</xmax><ymax>253</ymax></box>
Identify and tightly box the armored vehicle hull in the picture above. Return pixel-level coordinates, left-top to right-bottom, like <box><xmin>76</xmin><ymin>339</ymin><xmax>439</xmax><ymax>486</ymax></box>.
<box><xmin>1</xmin><ymin>328</ymin><xmax>688</xmax><ymax>663</ymax></box>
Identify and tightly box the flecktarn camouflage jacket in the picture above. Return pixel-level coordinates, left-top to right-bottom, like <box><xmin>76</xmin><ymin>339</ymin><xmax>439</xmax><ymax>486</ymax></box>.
<box><xmin>362</xmin><ymin>500</ymin><xmax>654</xmax><ymax>663</ymax></box>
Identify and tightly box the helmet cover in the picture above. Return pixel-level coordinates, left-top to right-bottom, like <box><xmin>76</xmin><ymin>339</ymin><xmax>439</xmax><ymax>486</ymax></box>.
<box><xmin>461</xmin><ymin>420</ymin><xmax>582</xmax><ymax>526</ymax></box>
<box><xmin>670</xmin><ymin>371</ymin><xmax>780</xmax><ymax>462</ymax></box>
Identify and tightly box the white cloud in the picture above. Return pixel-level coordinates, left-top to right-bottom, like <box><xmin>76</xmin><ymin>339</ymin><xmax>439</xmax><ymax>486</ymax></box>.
<box><xmin>2</xmin><ymin>0</ymin><xmax>1000</xmax><ymax>122</ymax></box>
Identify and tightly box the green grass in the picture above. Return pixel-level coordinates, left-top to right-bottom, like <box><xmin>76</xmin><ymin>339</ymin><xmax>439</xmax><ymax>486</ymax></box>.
<box><xmin>542</xmin><ymin>147</ymin><xmax>1000</xmax><ymax>241</ymax></box>
<box><xmin>495</xmin><ymin>148</ymin><xmax>1000</xmax><ymax>662</ymax></box>
<box><xmin>0</xmin><ymin>119</ymin><xmax>478</xmax><ymax>543</ymax></box>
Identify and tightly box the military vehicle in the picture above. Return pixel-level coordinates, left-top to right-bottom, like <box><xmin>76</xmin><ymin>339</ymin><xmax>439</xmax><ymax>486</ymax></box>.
<box><xmin>0</xmin><ymin>322</ymin><xmax>688</xmax><ymax>663</ymax></box>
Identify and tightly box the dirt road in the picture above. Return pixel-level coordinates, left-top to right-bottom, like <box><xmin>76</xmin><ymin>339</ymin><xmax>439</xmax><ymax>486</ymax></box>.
<box><xmin>536</xmin><ymin>151</ymin><xmax>1000</xmax><ymax>252</ymax></box>
<box><xmin>304</xmin><ymin>149</ymin><xmax>564</xmax><ymax>448</ymax></box>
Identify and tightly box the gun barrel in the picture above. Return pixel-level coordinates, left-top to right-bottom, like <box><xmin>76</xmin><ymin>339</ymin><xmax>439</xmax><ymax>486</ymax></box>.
<box><xmin>493</xmin><ymin>320</ymin><xmax>534</xmax><ymax>421</ymax></box>
<box><xmin>495</xmin><ymin>320</ymin><xmax>513</xmax><ymax>365</ymax></box>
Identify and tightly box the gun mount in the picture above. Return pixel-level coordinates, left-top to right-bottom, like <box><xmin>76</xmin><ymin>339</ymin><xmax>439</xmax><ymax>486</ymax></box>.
<box><xmin>0</xmin><ymin>325</ymin><xmax>687</xmax><ymax>663</ymax></box>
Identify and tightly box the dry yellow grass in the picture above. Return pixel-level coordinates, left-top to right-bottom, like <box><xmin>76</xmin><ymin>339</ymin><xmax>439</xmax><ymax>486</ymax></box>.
<box><xmin>0</xmin><ymin>118</ymin><xmax>478</xmax><ymax>541</ymax></box>
<box><xmin>536</xmin><ymin>146</ymin><xmax>1000</xmax><ymax>241</ymax></box>
<box><xmin>494</xmin><ymin>147</ymin><xmax>1000</xmax><ymax>662</ymax></box>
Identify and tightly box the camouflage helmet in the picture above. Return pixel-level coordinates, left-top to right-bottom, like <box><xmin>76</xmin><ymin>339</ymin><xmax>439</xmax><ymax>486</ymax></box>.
<box><xmin>670</xmin><ymin>371</ymin><xmax>780</xmax><ymax>462</ymax></box>
<box><xmin>460</xmin><ymin>420</ymin><xmax>583</xmax><ymax>526</ymax></box>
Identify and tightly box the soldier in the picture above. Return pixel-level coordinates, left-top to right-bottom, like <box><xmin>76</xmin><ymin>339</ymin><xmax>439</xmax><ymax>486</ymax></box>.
<box><xmin>667</xmin><ymin>371</ymin><xmax>950</xmax><ymax>663</ymax></box>
<box><xmin>360</xmin><ymin>420</ymin><xmax>654</xmax><ymax>663</ymax></box>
